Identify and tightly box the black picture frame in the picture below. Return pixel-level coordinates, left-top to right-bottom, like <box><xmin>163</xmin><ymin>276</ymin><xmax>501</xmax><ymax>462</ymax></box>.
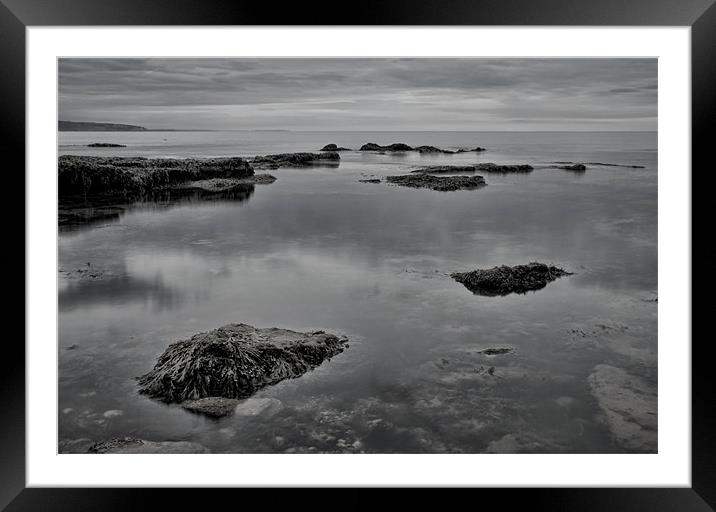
<box><xmin>4</xmin><ymin>0</ymin><xmax>712</xmax><ymax>509</ymax></box>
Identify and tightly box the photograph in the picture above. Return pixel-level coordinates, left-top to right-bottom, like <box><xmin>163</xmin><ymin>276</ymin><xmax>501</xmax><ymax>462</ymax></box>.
<box><xmin>56</xmin><ymin>57</ymin><xmax>658</xmax><ymax>455</ymax></box>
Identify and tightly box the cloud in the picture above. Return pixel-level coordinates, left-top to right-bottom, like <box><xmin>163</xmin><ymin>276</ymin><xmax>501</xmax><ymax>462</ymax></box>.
<box><xmin>58</xmin><ymin>58</ymin><xmax>657</xmax><ymax>131</ymax></box>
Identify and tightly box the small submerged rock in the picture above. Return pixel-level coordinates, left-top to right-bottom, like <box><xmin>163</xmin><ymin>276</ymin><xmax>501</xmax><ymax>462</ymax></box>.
<box><xmin>180</xmin><ymin>397</ymin><xmax>284</xmax><ymax>418</ymax></box>
<box><xmin>181</xmin><ymin>397</ymin><xmax>240</xmax><ymax>417</ymax></box>
<box><xmin>456</xmin><ymin>147</ymin><xmax>487</xmax><ymax>153</ymax></box>
<box><xmin>451</xmin><ymin>262</ymin><xmax>572</xmax><ymax>296</ymax></box>
<box><xmin>87</xmin><ymin>143</ymin><xmax>127</xmax><ymax>148</ymax></box>
<box><xmin>556</xmin><ymin>163</ymin><xmax>587</xmax><ymax>171</ymax></box>
<box><xmin>386</xmin><ymin>174</ymin><xmax>487</xmax><ymax>192</ymax></box>
<box><xmin>358</xmin><ymin>178</ymin><xmax>381</xmax><ymax>184</ymax></box>
<box><xmin>137</xmin><ymin>323</ymin><xmax>348</xmax><ymax>413</ymax></box>
<box><xmin>234</xmin><ymin>397</ymin><xmax>283</xmax><ymax>417</ymax></box>
<box><xmin>553</xmin><ymin>161</ymin><xmax>645</xmax><ymax>169</ymax></box>
<box><xmin>478</xmin><ymin>347</ymin><xmax>513</xmax><ymax>356</ymax></box>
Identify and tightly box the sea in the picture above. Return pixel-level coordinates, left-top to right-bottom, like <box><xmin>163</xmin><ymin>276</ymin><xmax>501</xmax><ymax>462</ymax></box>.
<box><xmin>57</xmin><ymin>131</ymin><xmax>658</xmax><ymax>453</ymax></box>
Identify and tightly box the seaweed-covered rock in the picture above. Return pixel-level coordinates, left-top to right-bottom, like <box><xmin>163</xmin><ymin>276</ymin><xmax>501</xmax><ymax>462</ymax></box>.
<box><xmin>250</xmin><ymin>152</ymin><xmax>340</xmax><ymax>169</ymax></box>
<box><xmin>137</xmin><ymin>323</ymin><xmax>348</xmax><ymax>404</ymax></box>
<box><xmin>320</xmin><ymin>144</ymin><xmax>351</xmax><ymax>151</ymax></box>
<box><xmin>410</xmin><ymin>165</ymin><xmax>479</xmax><ymax>174</ymax></box>
<box><xmin>58</xmin><ymin>155</ymin><xmax>255</xmax><ymax>196</ymax></box>
<box><xmin>386</xmin><ymin>174</ymin><xmax>487</xmax><ymax>192</ymax></box>
<box><xmin>451</xmin><ymin>262</ymin><xmax>571</xmax><ymax>296</ymax></box>
<box><xmin>359</xmin><ymin>142</ymin><xmax>413</xmax><ymax>151</ymax></box>
<box><xmin>87</xmin><ymin>143</ymin><xmax>127</xmax><ymax>148</ymax></box>
<box><xmin>474</xmin><ymin>163</ymin><xmax>533</xmax><ymax>173</ymax></box>
<box><xmin>87</xmin><ymin>437</ymin><xmax>209</xmax><ymax>454</ymax></box>
<box><xmin>414</xmin><ymin>145</ymin><xmax>455</xmax><ymax>154</ymax></box>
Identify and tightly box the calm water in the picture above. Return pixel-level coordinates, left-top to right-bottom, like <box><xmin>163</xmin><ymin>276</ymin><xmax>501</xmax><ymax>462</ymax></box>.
<box><xmin>58</xmin><ymin>131</ymin><xmax>657</xmax><ymax>453</ymax></box>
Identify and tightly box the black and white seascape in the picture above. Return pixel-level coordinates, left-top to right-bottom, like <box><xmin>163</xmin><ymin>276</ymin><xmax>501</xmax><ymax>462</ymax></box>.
<box><xmin>58</xmin><ymin>58</ymin><xmax>657</xmax><ymax>454</ymax></box>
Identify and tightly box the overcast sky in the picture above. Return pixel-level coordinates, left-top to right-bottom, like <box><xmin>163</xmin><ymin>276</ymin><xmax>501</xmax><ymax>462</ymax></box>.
<box><xmin>58</xmin><ymin>58</ymin><xmax>657</xmax><ymax>131</ymax></box>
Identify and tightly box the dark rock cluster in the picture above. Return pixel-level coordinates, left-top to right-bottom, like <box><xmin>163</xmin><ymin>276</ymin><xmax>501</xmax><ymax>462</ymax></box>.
<box><xmin>451</xmin><ymin>262</ymin><xmax>572</xmax><ymax>296</ymax></box>
<box><xmin>137</xmin><ymin>323</ymin><xmax>348</xmax><ymax>405</ymax></box>
<box><xmin>386</xmin><ymin>174</ymin><xmax>487</xmax><ymax>192</ymax></box>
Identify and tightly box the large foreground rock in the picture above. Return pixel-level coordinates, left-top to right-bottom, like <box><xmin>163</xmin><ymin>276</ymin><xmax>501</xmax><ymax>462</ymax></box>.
<box><xmin>58</xmin><ymin>155</ymin><xmax>256</xmax><ymax>196</ymax></box>
<box><xmin>250</xmin><ymin>152</ymin><xmax>340</xmax><ymax>169</ymax></box>
<box><xmin>137</xmin><ymin>323</ymin><xmax>348</xmax><ymax>406</ymax></box>
<box><xmin>588</xmin><ymin>365</ymin><xmax>657</xmax><ymax>452</ymax></box>
<box><xmin>386</xmin><ymin>174</ymin><xmax>487</xmax><ymax>192</ymax></box>
<box><xmin>451</xmin><ymin>262</ymin><xmax>571</xmax><ymax>296</ymax></box>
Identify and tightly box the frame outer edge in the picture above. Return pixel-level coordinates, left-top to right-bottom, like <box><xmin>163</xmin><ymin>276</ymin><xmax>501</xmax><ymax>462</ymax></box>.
<box><xmin>0</xmin><ymin>0</ymin><xmax>27</xmax><ymax>510</ymax></box>
<box><xmin>691</xmin><ymin>1</ymin><xmax>716</xmax><ymax>509</ymax></box>
<box><xmin>4</xmin><ymin>0</ymin><xmax>712</xmax><ymax>508</ymax></box>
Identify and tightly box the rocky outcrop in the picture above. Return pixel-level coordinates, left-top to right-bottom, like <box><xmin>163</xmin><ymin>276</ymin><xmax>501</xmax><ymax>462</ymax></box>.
<box><xmin>359</xmin><ymin>142</ymin><xmax>464</xmax><ymax>154</ymax></box>
<box><xmin>360</xmin><ymin>142</ymin><xmax>413</xmax><ymax>151</ymax></box>
<box><xmin>456</xmin><ymin>147</ymin><xmax>487</xmax><ymax>153</ymax></box>
<box><xmin>385</xmin><ymin>174</ymin><xmax>487</xmax><ymax>192</ymax></box>
<box><xmin>87</xmin><ymin>143</ymin><xmax>127</xmax><ymax>148</ymax></box>
<box><xmin>553</xmin><ymin>161</ymin><xmax>645</xmax><ymax>169</ymax></box>
<box><xmin>58</xmin><ymin>155</ymin><xmax>256</xmax><ymax>196</ymax></box>
<box><xmin>250</xmin><ymin>152</ymin><xmax>340</xmax><ymax>169</ymax></box>
<box><xmin>410</xmin><ymin>165</ymin><xmax>480</xmax><ymax>174</ymax></box>
<box><xmin>473</xmin><ymin>163</ymin><xmax>534</xmax><ymax>173</ymax></box>
<box><xmin>320</xmin><ymin>144</ymin><xmax>351</xmax><ymax>151</ymax></box>
<box><xmin>137</xmin><ymin>323</ymin><xmax>348</xmax><ymax>410</ymax></box>
<box><xmin>451</xmin><ymin>262</ymin><xmax>571</xmax><ymax>296</ymax></box>
<box><xmin>414</xmin><ymin>145</ymin><xmax>455</xmax><ymax>154</ymax></box>
<box><xmin>588</xmin><ymin>365</ymin><xmax>657</xmax><ymax>452</ymax></box>
<box><xmin>359</xmin><ymin>178</ymin><xmax>381</xmax><ymax>184</ymax></box>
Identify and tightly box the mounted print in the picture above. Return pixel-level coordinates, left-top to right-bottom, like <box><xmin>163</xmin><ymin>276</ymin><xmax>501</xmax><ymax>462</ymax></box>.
<box><xmin>57</xmin><ymin>57</ymin><xmax>658</xmax><ymax>455</ymax></box>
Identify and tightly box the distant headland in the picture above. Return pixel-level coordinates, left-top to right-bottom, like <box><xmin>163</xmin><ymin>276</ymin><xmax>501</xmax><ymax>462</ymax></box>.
<box><xmin>59</xmin><ymin>120</ymin><xmax>148</xmax><ymax>132</ymax></box>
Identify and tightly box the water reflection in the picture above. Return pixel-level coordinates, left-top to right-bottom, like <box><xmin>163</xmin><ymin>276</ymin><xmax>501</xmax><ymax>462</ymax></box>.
<box><xmin>59</xmin><ymin>184</ymin><xmax>256</xmax><ymax>232</ymax></box>
<box><xmin>57</xmin><ymin>134</ymin><xmax>657</xmax><ymax>453</ymax></box>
